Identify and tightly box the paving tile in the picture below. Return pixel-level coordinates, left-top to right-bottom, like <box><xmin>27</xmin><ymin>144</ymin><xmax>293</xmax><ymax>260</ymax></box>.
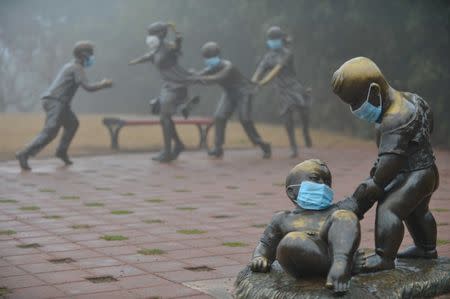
<box><xmin>55</xmin><ymin>280</ymin><xmax>121</xmax><ymax>296</ymax></box>
<box><xmin>131</xmin><ymin>282</ymin><xmax>202</xmax><ymax>298</ymax></box>
<box><xmin>86</xmin><ymin>265</ymin><xmax>145</xmax><ymax>278</ymax></box>
<box><xmin>36</xmin><ymin>269</ymin><xmax>91</xmax><ymax>284</ymax></box>
<box><xmin>76</xmin><ymin>257</ymin><xmax>124</xmax><ymax>269</ymax></box>
<box><xmin>19</xmin><ymin>262</ymin><xmax>76</xmax><ymax>274</ymax></box>
<box><xmin>69</xmin><ymin>290</ymin><xmax>138</xmax><ymax>299</ymax></box>
<box><xmin>115</xmin><ymin>274</ymin><xmax>168</xmax><ymax>289</ymax></box>
<box><xmin>138</xmin><ymin>260</ymin><xmax>190</xmax><ymax>273</ymax></box>
<box><xmin>4</xmin><ymin>253</ymin><xmax>52</xmax><ymax>265</ymax></box>
<box><xmin>7</xmin><ymin>285</ymin><xmax>65</xmax><ymax>299</ymax></box>
<box><xmin>0</xmin><ymin>274</ymin><xmax>46</xmax><ymax>289</ymax></box>
<box><xmin>1</xmin><ymin>148</ymin><xmax>449</xmax><ymax>298</ymax></box>
<box><xmin>0</xmin><ymin>266</ymin><xmax>28</xmax><ymax>277</ymax></box>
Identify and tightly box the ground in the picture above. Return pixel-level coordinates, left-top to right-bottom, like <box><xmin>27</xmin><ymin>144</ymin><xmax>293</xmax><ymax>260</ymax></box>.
<box><xmin>0</xmin><ymin>116</ymin><xmax>449</xmax><ymax>298</ymax></box>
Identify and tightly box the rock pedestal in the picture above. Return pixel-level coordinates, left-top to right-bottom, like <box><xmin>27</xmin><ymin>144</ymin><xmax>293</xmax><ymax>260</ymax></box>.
<box><xmin>234</xmin><ymin>257</ymin><xmax>450</xmax><ymax>299</ymax></box>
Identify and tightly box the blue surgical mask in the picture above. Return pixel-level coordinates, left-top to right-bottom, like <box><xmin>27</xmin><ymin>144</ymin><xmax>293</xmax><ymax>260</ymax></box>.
<box><xmin>266</xmin><ymin>39</ymin><xmax>283</xmax><ymax>50</ymax></box>
<box><xmin>204</xmin><ymin>56</ymin><xmax>221</xmax><ymax>69</ymax></box>
<box><xmin>84</xmin><ymin>55</ymin><xmax>95</xmax><ymax>68</ymax></box>
<box><xmin>351</xmin><ymin>85</ymin><xmax>382</xmax><ymax>123</ymax></box>
<box><xmin>290</xmin><ymin>181</ymin><xmax>334</xmax><ymax>210</ymax></box>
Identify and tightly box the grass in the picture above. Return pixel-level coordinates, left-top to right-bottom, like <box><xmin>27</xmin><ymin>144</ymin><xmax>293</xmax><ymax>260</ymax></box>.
<box><xmin>0</xmin><ymin>287</ymin><xmax>11</xmax><ymax>296</ymax></box>
<box><xmin>211</xmin><ymin>215</ymin><xmax>234</xmax><ymax>219</ymax></box>
<box><xmin>86</xmin><ymin>276</ymin><xmax>118</xmax><ymax>283</ymax></box>
<box><xmin>223</xmin><ymin>242</ymin><xmax>248</xmax><ymax>247</ymax></box>
<box><xmin>137</xmin><ymin>248</ymin><xmax>166</xmax><ymax>255</ymax></box>
<box><xmin>0</xmin><ymin>198</ymin><xmax>17</xmax><ymax>204</ymax></box>
<box><xmin>111</xmin><ymin>210</ymin><xmax>133</xmax><ymax>215</ymax></box>
<box><xmin>0</xmin><ymin>229</ymin><xmax>16</xmax><ymax>235</ymax></box>
<box><xmin>177</xmin><ymin>229</ymin><xmax>207</xmax><ymax>235</ymax></box>
<box><xmin>257</xmin><ymin>192</ymin><xmax>274</xmax><ymax>196</ymax></box>
<box><xmin>143</xmin><ymin>219</ymin><xmax>164</xmax><ymax>224</ymax></box>
<box><xmin>20</xmin><ymin>206</ymin><xmax>40</xmax><ymax>211</ymax></box>
<box><xmin>238</xmin><ymin>202</ymin><xmax>257</xmax><ymax>206</ymax></box>
<box><xmin>71</xmin><ymin>224</ymin><xmax>93</xmax><ymax>229</ymax></box>
<box><xmin>17</xmin><ymin>243</ymin><xmax>41</xmax><ymax>248</ymax></box>
<box><xmin>226</xmin><ymin>185</ymin><xmax>239</xmax><ymax>190</ymax></box>
<box><xmin>176</xmin><ymin>207</ymin><xmax>197</xmax><ymax>211</ymax></box>
<box><xmin>437</xmin><ymin>239</ymin><xmax>450</xmax><ymax>246</ymax></box>
<box><xmin>95</xmin><ymin>187</ymin><xmax>111</xmax><ymax>191</ymax></box>
<box><xmin>43</xmin><ymin>215</ymin><xmax>62</xmax><ymax>219</ymax></box>
<box><xmin>174</xmin><ymin>175</ymin><xmax>187</xmax><ymax>179</ymax></box>
<box><xmin>39</xmin><ymin>188</ymin><xmax>56</xmax><ymax>193</ymax></box>
<box><xmin>48</xmin><ymin>258</ymin><xmax>76</xmax><ymax>264</ymax></box>
<box><xmin>251</xmin><ymin>224</ymin><xmax>267</xmax><ymax>228</ymax></box>
<box><xmin>60</xmin><ymin>195</ymin><xmax>80</xmax><ymax>200</ymax></box>
<box><xmin>84</xmin><ymin>202</ymin><xmax>104</xmax><ymax>207</ymax></box>
<box><xmin>0</xmin><ymin>114</ymin><xmax>373</xmax><ymax>162</ymax></box>
<box><xmin>173</xmin><ymin>188</ymin><xmax>192</xmax><ymax>193</ymax></box>
<box><xmin>120</xmin><ymin>192</ymin><xmax>135</xmax><ymax>196</ymax></box>
<box><xmin>203</xmin><ymin>195</ymin><xmax>224</xmax><ymax>199</ymax></box>
<box><xmin>432</xmin><ymin>208</ymin><xmax>449</xmax><ymax>213</ymax></box>
<box><xmin>145</xmin><ymin>197</ymin><xmax>165</xmax><ymax>203</ymax></box>
<box><xmin>100</xmin><ymin>235</ymin><xmax>128</xmax><ymax>241</ymax></box>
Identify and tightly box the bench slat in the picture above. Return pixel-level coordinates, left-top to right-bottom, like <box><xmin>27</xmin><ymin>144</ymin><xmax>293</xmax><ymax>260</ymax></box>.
<box><xmin>102</xmin><ymin>116</ymin><xmax>214</xmax><ymax>150</ymax></box>
<box><xmin>103</xmin><ymin>117</ymin><xmax>213</xmax><ymax>126</ymax></box>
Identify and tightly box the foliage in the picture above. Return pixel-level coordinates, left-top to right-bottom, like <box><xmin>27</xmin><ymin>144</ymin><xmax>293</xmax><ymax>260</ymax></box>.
<box><xmin>0</xmin><ymin>0</ymin><xmax>448</xmax><ymax>146</ymax></box>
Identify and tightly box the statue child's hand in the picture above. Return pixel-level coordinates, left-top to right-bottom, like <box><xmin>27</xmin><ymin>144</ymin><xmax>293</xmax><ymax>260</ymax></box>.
<box><xmin>101</xmin><ymin>79</ymin><xmax>113</xmax><ymax>88</ymax></box>
<box><xmin>250</xmin><ymin>256</ymin><xmax>270</xmax><ymax>273</ymax></box>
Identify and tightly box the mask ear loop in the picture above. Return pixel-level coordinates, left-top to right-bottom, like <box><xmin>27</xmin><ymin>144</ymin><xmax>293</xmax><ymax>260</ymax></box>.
<box><xmin>350</xmin><ymin>83</ymin><xmax>382</xmax><ymax>113</ymax></box>
<box><xmin>285</xmin><ymin>183</ymin><xmax>301</xmax><ymax>201</ymax></box>
<box><xmin>367</xmin><ymin>83</ymin><xmax>382</xmax><ymax>109</ymax></box>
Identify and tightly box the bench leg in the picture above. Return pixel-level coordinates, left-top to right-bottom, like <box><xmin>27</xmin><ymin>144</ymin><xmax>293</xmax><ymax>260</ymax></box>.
<box><xmin>106</xmin><ymin>124</ymin><xmax>123</xmax><ymax>150</ymax></box>
<box><xmin>196</xmin><ymin>123</ymin><xmax>214</xmax><ymax>150</ymax></box>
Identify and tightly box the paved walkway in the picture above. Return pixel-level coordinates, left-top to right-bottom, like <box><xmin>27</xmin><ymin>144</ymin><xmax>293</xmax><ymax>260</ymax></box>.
<box><xmin>1</xmin><ymin>147</ymin><xmax>449</xmax><ymax>298</ymax></box>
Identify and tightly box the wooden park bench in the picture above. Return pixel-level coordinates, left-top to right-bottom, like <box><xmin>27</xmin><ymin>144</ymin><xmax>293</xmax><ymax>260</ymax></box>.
<box><xmin>102</xmin><ymin>116</ymin><xmax>214</xmax><ymax>150</ymax></box>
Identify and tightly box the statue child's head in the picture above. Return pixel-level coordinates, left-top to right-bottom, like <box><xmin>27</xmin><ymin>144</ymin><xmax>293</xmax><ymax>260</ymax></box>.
<box><xmin>285</xmin><ymin>159</ymin><xmax>334</xmax><ymax>210</ymax></box>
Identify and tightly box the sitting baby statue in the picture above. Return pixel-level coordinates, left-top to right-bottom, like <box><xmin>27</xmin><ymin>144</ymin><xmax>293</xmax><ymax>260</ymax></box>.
<box><xmin>250</xmin><ymin>159</ymin><xmax>365</xmax><ymax>294</ymax></box>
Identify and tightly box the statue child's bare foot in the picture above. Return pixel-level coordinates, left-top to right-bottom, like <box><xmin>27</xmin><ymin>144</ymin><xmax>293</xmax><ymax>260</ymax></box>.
<box><xmin>325</xmin><ymin>257</ymin><xmax>351</xmax><ymax>294</ymax></box>
<box><xmin>397</xmin><ymin>245</ymin><xmax>437</xmax><ymax>259</ymax></box>
<box><xmin>362</xmin><ymin>253</ymin><xmax>395</xmax><ymax>273</ymax></box>
<box><xmin>351</xmin><ymin>249</ymin><xmax>366</xmax><ymax>274</ymax></box>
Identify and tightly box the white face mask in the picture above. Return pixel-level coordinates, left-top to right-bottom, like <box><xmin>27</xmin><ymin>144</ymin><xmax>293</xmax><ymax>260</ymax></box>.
<box><xmin>146</xmin><ymin>35</ymin><xmax>160</xmax><ymax>53</ymax></box>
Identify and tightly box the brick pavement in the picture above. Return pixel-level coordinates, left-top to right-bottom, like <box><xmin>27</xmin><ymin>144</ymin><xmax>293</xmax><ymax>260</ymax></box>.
<box><xmin>0</xmin><ymin>146</ymin><xmax>449</xmax><ymax>298</ymax></box>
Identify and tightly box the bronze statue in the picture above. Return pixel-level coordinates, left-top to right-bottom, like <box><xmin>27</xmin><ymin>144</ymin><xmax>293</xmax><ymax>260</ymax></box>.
<box><xmin>129</xmin><ymin>22</ymin><xmax>197</xmax><ymax>162</ymax></box>
<box><xmin>250</xmin><ymin>159</ymin><xmax>364</xmax><ymax>294</ymax></box>
<box><xmin>15</xmin><ymin>41</ymin><xmax>113</xmax><ymax>170</ymax></box>
<box><xmin>252</xmin><ymin>26</ymin><xmax>312</xmax><ymax>158</ymax></box>
<box><xmin>331</xmin><ymin>57</ymin><xmax>439</xmax><ymax>272</ymax></box>
<box><xmin>191</xmin><ymin>42</ymin><xmax>271</xmax><ymax>159</ymax></box>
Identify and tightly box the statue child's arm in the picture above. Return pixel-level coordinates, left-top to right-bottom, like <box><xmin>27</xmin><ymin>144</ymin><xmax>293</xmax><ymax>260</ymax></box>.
<box><xmin>128</xmin><ymin>52</ymin><xmax>153</xmax><ymax>65</ymax></box>
<box><xmin>257</xmin><ymin>50</ymin><xmax>290</xmax><ymax>86</ymax></box>
<box><xmin>251</xmin><ymin>212</ymin><xmax>286</xmax><ymax>272</ymax></box>
<box><xmin>194</xmin><ymin>61</ymin><xmax>232</xmax><ymax>85</ymax></box>
<box><xmin>251</xmin><ymin>54</ymin><xmax>270</xmax><ymax>83</ymax></box>
<box><xmin>344</xmin><ymin>153</ymin><xmax>406</xmax><ymax>219</ymax></box>
<box><xmin>258</xmin><ymin>64</ymin><xmax>282</xmax><ymax>86</ymax></box>
<box><xmin>75</xmin><ymin>66</ymin><xmax>112</xmax><ymax>91</ymax></box>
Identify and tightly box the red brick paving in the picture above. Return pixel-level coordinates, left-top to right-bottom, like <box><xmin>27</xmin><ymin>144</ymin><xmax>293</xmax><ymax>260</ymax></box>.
<box><xmin>0</xmin><ymin>146</ymin><xmax>449</xmax><ymax>298</ymax></box>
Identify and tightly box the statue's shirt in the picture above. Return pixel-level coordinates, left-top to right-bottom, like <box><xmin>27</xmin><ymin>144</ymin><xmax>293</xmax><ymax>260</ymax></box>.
<box><xmin>377</xmin><ymin>93</ymin><xmax>435</xmax><ymax>172</ymax></box>
<box><xmin>257</xmin><ymin>47</ymin><xmax>310</xmax><ymax>113</ymax></box>
<box><xmin>201</xmin><ymin>61</ymin><xmax>254</xmax><ymax>99</ymax></box>
<box><xmin>41</xmin><ymin>61</ymin><xmax>86</xmax><ymax>105</ymax></box>
<box><xmin>152</xmin><ymin>42</ymin><xmax>192</xmax><ymax>90</ymax></box>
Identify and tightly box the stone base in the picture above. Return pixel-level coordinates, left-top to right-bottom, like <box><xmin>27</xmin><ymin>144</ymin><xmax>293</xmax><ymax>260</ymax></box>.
<box><xmin>234</xmin><ymin>257</ymin><xmax>450</xmax><ymax>299</ymax></box>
